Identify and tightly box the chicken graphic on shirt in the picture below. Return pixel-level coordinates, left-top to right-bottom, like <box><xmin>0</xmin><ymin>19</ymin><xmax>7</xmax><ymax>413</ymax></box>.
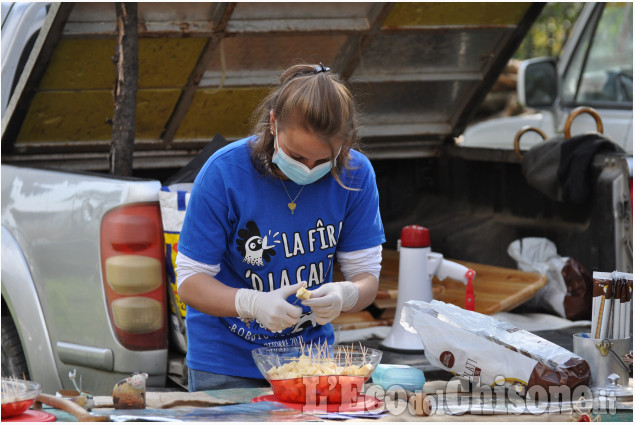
<box><xmin>236</xmin><ymin>221</ymin><xmax>278</xmax><ymax>266</ymax></box>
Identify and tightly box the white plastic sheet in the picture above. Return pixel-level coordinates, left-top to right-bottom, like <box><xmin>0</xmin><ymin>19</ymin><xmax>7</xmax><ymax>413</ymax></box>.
<box><xmin>507</xmin><ymin>237</ymin><xmax>568</xmax><ymax>317</ymax></box>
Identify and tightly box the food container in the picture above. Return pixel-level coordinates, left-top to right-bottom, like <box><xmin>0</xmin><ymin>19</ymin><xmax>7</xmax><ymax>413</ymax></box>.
<box><xmin>252</xmin><ymin>344</ymin><xmax>382</xmax><ymax>405</ymax></box>
<box><xmin>1</xmin><ymin>378</ymin><xmax>42</xmax><ymax>418</ymax></box>
<box><xmin>371</xmin><ymin>364</ymin><xmax>426</xmax><ymax>392</ymax></box>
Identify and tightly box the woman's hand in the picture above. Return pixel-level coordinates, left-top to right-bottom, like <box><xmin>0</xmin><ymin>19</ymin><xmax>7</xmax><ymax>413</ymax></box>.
<box><xmin>235</xmin><ymin>282</ymin><xmax>305</xmax><ymax>332</ymax></box>
<box><xmin>301</xmin><ymin>281</ymin><xmax>359</xmax><ymax>325</ymax></box>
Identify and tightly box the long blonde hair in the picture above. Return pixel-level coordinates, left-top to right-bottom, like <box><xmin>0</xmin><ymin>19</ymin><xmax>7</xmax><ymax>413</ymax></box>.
<box><xmin>249</xmin><ymin>63</ymin><xmax>361</xmax><ymax>188</ymax></box>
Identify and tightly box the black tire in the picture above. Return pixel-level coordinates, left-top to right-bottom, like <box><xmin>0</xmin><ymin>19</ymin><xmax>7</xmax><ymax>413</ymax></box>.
<box><xmin>1</xmin><ymin>312</ymin><xmax>30</xmax><ymax>379</ymax></box>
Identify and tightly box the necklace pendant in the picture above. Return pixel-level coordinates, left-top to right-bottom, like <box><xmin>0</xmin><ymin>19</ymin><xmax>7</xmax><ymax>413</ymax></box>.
<box><xmin>288</xmin><ymin>202</ymin><xmax>296</xmax><ymax>214</ymax></box>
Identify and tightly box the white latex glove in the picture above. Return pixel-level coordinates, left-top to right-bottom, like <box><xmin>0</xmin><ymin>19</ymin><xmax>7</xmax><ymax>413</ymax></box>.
<box><xmin>301</xmin><ymin>281</ymin><xmax>359</xmax><ymax>325</ymax></box>
<box><xmin>235</xmin><ymin>282</ymin><xmax>305</xmax><ymax>332</ymax></box>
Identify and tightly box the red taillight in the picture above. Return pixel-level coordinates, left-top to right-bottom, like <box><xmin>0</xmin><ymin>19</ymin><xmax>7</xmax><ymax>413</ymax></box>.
<box><xmin>100</xmin><ymin>203</ymin><xmax>167</xmax><ymax>350</ymax></box>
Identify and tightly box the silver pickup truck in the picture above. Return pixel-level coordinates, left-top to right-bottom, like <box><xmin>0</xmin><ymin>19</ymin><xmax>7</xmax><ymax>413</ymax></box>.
<box><xmin>2</xmin><ymin>2</ymin><xmax>630</xmax><ymax>395</ymax></box>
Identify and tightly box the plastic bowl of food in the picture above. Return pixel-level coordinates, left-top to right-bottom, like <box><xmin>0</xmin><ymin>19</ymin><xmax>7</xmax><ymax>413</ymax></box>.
<box><xmin>1</xmin><ymin>378</ymin><xmax>42</xmax><ymax>418</ymax></box>
<box><xmin>253</xmin><ymin>343</ymin><xmax>382</xmax><ymax>405</ymax></box>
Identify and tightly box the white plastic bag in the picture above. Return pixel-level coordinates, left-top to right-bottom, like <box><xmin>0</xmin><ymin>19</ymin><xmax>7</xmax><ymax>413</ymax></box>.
<box><xmin>401</xmin><ymin>300</ymin><xmax>591</xmax><ymax>392</ymax></box>
<box><xmin>507</xmin><ymin>237</ymin><xmax>568</xmax><ymax>317</ymax></box>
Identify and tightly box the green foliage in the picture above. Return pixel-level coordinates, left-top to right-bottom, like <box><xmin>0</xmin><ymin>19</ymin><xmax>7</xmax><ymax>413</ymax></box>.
<box><xmin>514</xmin><ymin>2</ymin><xmax>585</xmax><ymax>59</ymax></box>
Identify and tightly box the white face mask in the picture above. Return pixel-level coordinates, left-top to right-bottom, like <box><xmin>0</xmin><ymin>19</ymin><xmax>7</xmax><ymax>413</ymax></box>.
<box><xmin>271</xmin><ymin>122</ymin><xmax>339</xmax><ymax>185</ymax></box>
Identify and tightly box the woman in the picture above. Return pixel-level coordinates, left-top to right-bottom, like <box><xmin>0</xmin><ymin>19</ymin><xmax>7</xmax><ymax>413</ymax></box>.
<box><xmin>176</xmin><ymin>63</ymin><xmax>385</xmax><ymax>391</ymax></box>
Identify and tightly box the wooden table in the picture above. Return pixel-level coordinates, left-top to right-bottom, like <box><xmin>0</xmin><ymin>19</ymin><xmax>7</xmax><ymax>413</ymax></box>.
<box><xmin>333</xmin><ymin>250</ymin><xmax>547</xmax><ymax>329</ymax></box>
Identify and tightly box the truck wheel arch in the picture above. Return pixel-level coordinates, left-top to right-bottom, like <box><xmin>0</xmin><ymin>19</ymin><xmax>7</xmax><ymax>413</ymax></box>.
<box><xmin>1</xmin><ymin>226</ymin><xmax>62</xmax><ymax>392</ymax></box>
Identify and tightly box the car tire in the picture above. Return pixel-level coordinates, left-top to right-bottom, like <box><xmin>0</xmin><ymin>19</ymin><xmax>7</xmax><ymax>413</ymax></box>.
<box><xmin>1</xmin><ymin>313</ymin><xmax>30</xmax><ymax>379</ymax></box>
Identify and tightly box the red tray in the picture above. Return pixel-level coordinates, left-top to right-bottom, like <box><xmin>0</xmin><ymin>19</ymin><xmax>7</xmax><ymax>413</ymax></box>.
<box><xmin>2</xmin><ymin>409</ymin><xmax>56</xmax><ymax>422</ymax></box>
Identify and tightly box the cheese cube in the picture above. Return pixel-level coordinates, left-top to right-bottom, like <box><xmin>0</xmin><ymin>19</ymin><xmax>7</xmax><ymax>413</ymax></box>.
<box><xmin>296</xmin><ymin>287</ymin><xmax>311</xmax><ymax>301</ymax></box>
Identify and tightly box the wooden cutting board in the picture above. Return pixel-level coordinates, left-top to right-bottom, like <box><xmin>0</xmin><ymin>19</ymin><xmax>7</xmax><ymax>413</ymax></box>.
<box><xmin>332</xmin><ymin>249</ymin><xmax>547</xmax><ymax>328</ymax></box>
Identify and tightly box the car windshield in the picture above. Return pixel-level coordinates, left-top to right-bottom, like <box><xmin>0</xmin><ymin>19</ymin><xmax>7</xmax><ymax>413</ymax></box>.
<box><xmin>562</xmin><ymin>2</ymin><xmax>633</xmax><ymax>104</ymax></box>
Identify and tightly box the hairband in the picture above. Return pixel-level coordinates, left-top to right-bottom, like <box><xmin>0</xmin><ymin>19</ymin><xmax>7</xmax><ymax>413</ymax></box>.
<box><xmin>289</xmin><ymin>63</ymin><xmax>330</xmax><ymax>81</ymax></box>
<box><xmin>315</xmin><ymin>62</ymin><xmax>330</xmax><ymax>73</ymax></box>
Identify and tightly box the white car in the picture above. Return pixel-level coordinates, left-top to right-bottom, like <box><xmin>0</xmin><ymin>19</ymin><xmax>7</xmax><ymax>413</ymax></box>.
<box><xmin>1</xmin><ymin>2</ymin><xmax>48</xmax><ymax>116</ymax></box>
<box><xmin>462</xmin><ymin>3</ymin><xmax>633</xmax><ymax>160</ymax></box>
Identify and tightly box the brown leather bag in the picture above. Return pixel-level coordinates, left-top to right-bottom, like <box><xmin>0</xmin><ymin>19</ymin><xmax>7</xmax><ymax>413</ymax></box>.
<box><xmin>561</xmin><ymin>258</ymin><xmax>593</xmax><ymax>321</ymax></box>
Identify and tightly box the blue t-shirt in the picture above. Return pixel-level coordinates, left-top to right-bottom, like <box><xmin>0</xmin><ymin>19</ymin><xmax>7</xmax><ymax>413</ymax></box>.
<box><xmin>178</xmin><ymin>137</ymin><xmax>385</xmax><ymax>378</ymax></box>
